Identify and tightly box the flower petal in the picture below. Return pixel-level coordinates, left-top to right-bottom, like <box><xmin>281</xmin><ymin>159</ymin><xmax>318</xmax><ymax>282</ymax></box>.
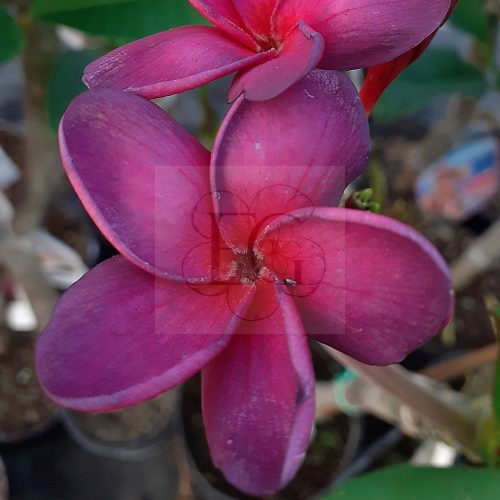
<box><xmin>36</xmin><ymin>256</ymin><xmax>254</xmax><ymax>412</ymax></box>
<box><xmin>274</xmin><ymin>0</ymin><xmax>451</xmax><ymax>70</ymax></box>
<box><xmin>260</xmin><ymin>208</ymin><xmax>453</xmax><ymax>365</ymax></box>
<box><xmin>188</xmin><ymin>0</ymin><xmax>259</xmax><ymax>50</ymax></box>
<box><xmin>228</xmin><ymin>21</ymin><xmax>324</xmax><ymax>102</ymax></box>
<box><xmin>213</xmin><ymin>69</ymin><xmax>370</xmax><ymax>249</ymax></box>
<box><xmin>232</xmin><ymin>0</ymin><xmax>277</xmax><ymax>37</ymax></box>
<box><xmin>60</xmin><ymin>89</ymin><xmax>214</xmax><ymax>281</ymax></box>
<box><xmin>83</xmin><ymin>26</ymin><xmax>272</xmax><ymax>99</ymax></box>
<box><xmin>202</xmin><ymin>282</ymin><xmax>315</xmax><ymax>496</ymax></box>
<box><xmin>360</xmin><ymin>0</ymin><xmax>458</xmax><ymax>114</ymax></box>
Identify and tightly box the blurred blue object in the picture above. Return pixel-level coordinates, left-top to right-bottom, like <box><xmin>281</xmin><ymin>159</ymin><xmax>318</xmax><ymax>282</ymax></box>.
<box><xmin>416</xmin><ymin>136</ymin><xmax>500</xmax><ymax>220</ymax></box>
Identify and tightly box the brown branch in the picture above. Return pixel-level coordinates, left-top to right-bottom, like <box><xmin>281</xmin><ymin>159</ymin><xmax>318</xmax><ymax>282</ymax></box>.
<box><xmin>421</xmin><ymin>343</ymin><xmax>499</xmax><ymax>382</ymax></box>
<box><xmin>0</xmin><ymin>9</ymin><xmax>61</xmax><ymax>331</ymax></box>
<box><xmin>13</xmin><ymin>12</ymin><xmax>63</xmax><ymax>235</ymax></box>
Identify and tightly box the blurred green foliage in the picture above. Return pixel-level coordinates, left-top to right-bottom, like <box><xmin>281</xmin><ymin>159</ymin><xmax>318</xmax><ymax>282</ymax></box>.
<box><xmin>478</xmin><ymin>305</ymin><xmax>500</xmax><ymax>466</ymax></box>
<box><xmin>325</xmin><ymin>465</ymin><xmax>500</xmax><ymax>499</ymax></box>
<box><xmin>0</xmin><ymin>6</ymin><xmax>23</xmax><ymax>63</ymax></box>
<box><xmin>450</xmin><ymin>0</ymin><xmax>489</xmax><ymax>44</ymax></box>
<box><xmin>31</xmin><ymin>0</ymin><xmax>206</xmax><ymax>39</ymax></box>
<box><xmin>48</xmin><ymin>49</ymin><xmax>104</xmax><ymax>130</ymax></box>
<box><xmin>373</xmin><ymin>49</ymin><xmax>486</xmax><ymax>122</ymax></box>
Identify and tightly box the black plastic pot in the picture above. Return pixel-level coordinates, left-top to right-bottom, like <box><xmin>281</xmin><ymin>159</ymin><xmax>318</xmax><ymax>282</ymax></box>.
<box><xmin>61</xmin><ymin>389</ymin><xmax>179</xmax><ymax>461</ymax></box>
<box><xmin>0</xmin><ymin>455</ymin><xmax>7</xmax><ymax>500</ymax></box>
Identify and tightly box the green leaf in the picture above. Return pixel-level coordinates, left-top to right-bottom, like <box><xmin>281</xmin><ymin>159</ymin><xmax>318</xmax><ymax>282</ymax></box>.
<box><xmin>32</xmin><ymin>0</ymin><xmax>137</xmax><ymax>15</ymax></box>
<box><xmin>325</xmin><ymin>465</ymin><xmax>500</xmax><ymax>499</ymax></box>
<box><xmin>48</xmin><ymin>50</ymin><xmax>103</xmax><ymax>131</ymax></box>
<box><xmin>450</xmin><ymin>0</ymin><xmax>489</xmax><ymax>44</ymax></box>
<box><xmin>31</xmin><ymin>0</ymin><xmax>206</xmax><ymax>39</ymax></box>
<box><xmin>373</xmin><ymin>49</ymin><xmax>486</xmax><ymax>123</ymax></box>
<box><xmin>0</xmin><ymin>7</ymin><xmax>23</xmax><ymax>63</ymax></box>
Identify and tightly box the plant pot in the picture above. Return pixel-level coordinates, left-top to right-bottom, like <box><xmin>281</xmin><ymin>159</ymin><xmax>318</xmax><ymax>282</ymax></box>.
<box><xmin>0</xmin><ymin>330</ymin><xmax>59</xmax><ymax>444</ymax></box>
<box><xmin>0</xmin><ymin>456</ymin><xmax>7</xmax><ymax>500</ymax></box>
<box><xmin>180</xmin><ymin>373</ymin><xmax>363</xmax><ymax>500</ymax></box>
<box><xmin>61</xmin><ymin>389</ymin><xmax>179</xmax><ymax>461</ymax></box>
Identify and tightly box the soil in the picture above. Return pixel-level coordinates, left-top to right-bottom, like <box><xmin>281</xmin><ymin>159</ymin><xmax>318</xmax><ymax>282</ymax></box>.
<box><xmin>66</xmin><ymin>390</ymin><xmax>178</xmax><ymax>446</ymax></box>
<box><xmin>366</xmin><ymin>128</ymin><xmax>500</xmax><ymax>352</ymax></box>
<box><xmin>0</xmin><ymin>331</ymin><xmax>58</xmax><ymax>442</ymax></box>
<box><xmin>182</xmin><ymin>360</ymin><xmax>358</xmax><ymax>500</ymax></box>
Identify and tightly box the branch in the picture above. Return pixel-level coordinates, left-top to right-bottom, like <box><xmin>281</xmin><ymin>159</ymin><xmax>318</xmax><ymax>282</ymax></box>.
<box><xmin>14</xmin><ymin>12</ymin><xmax>63</xmax><ymax>235</ymax></box>
<box><xmin>323</xmin><ymin>346</ymin><xmax>480</xmax><ymax>456</ymax></box>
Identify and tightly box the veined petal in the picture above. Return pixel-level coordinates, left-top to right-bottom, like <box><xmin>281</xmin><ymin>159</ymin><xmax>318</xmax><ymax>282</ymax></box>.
<box><xmin>228</xmin><ymin>21</ymin><xmax>324</xmax><ymax>102</ymax></box>
<box><xmin>36</xmin><ymin>256</ymin><xmax>254</xmax><ymax>412</ymax></box>
<box><xmin>60</xmin><ymin>89</ymin><xmax>213</xmax><ymax>281</ymax></box>
<box><xmin>188</xmin><ymin>0</ymin><xmax>259</xmax><ymax>50</ymax></box>
<box><xmin>274</xmin><ymin>0</ymin><xmax>451</xmax><ymax>70</ymax></box>
<box><xmin>232</xmin><ymin>0</ymin><xmax>278</xmax><ymax>37</ymax></box>
<box><xmin>260</xmin><ymin>208</ymin><xmax>453</xmax><ymax>365</ymax></box>
<box><xmin>213</xmin><ymin>69</ymin><xmax>369</xmax><ymax>249</ymax></box>
<box><xmin>202</xmin><ymin>282</ymin><xmax>315</xmax><ymax>496</ymax></box>
<box><xmin>83</xmin><ymin>26</ymin><xmax>272</xmax><ymax>99</ymax></box>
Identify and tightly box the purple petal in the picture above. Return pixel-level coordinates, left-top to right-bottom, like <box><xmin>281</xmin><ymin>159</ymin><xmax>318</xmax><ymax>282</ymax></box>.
<box><xmin>259</xmin><ymin>208</ymin><xmax>453</xmax><ymax>365</ymax></box>
<box><xmin>213</xmin><ymin>69</ymin><xmax>370</xmax><ymax>249</ymax></box>
<box><xmin>60</xmin><ymin>89</ymin><xmax>216</xmax><ymax>281</ymax></box>
<box><xmin>36</xmin><ymin>256</ymin><xmax>254</xmax><ymax>412</ymax></box>
<box><xmin>83</xmin><ymin>26</ymin><xmax>272</xmax><ymax>99</ymax></box>
<box><xmin>274</xmin><ymin>0</ymin><xmax>451</xmax><ymax>69</ymax></box>
<box><xmin>228</xmin><ymin>21</ymin><xmax>324</xmax><ymax>102</ymax></box>
<box><xmin>188</xmin><ymin>0</ymin><xmax>259</xmax><ymax>50</ymax></box>
<box><xmin>202</xmin><ymin>282</ymin><xmax>315</xmax><ymax>496</ymax></box>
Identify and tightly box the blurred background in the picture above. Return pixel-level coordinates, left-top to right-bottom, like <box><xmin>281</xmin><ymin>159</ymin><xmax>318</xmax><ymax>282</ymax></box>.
<box><xmin>1</xmin><ymin>0</ymin><xmax>500</xmax><ymax>499</ymax></box>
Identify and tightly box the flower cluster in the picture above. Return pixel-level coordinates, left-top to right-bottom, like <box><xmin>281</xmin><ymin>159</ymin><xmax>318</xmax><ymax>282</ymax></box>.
<box><xmin>36</xmin><ymin>0</ymin><xmax>454</xmax><ymax>496</ymax></box>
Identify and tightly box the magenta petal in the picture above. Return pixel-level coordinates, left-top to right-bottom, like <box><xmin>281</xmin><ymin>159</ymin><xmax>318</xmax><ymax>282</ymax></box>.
<box><xmin>202</xmin><ymin>283</ymin><xmax>315</xmax><ymax>496</ymax></box>
<box><xmin>60</xmin><ymin>89</ymin><xmax>214</xmax><ymax>281</ymax></box>
<box><xmin>228</xmin><ymin>21</ymin><xmax>325</xmax><ymax>102</ymax></box>
<box><xmin>231</xmin><ymin>0</ymin><xmax>277</xmax><ymax>37</ymax></box>
<box><xmin>36</xmin><ymin>256</ymin><xmax>254</xmax><ymax>412</ymax></box>
<box><xmin>188</xmin><ymin>0</ymin><xmax>259</xmax><ymax>50</ymax></box>
<box><xmin>83</xmin><ymin>26</ymin><xmax>272</xmax><ymax>99</ymax></box>
<box><xmin>261</xmin><ymin>208</ymin><xmax>453</xmax><ymax>365</ymax></box>
<box><xmin>275</xmin><ymin>0</ymin><xmax>451</xmax><ymax>69</ymax></box>
<box><xmin>213</xmin><ymin>69</ymin><xmax>369</xmax><ymax>249</ymax></box>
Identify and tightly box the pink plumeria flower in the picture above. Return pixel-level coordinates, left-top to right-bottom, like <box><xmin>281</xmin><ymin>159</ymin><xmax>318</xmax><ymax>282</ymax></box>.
<box><xmin>36</xmin><ymin>71</ymin><xmax>453</xmax><ymax>496</ymax></box>
<box><xmin>83</xmin><ymin>0</ymin><xmax>452</xmax><ymax>102</ymax></box>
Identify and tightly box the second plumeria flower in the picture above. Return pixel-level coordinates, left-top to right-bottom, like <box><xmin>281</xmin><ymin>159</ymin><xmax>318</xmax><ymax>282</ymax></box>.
<box><xmin>37</xmin><ymin>70</ymin><xmax>453</xmax><ymax>496</ymax></box>
<box><xmin>84</xmin><ymin>0</ymin><xmax>452</xmax><ymax>102</ymax></box>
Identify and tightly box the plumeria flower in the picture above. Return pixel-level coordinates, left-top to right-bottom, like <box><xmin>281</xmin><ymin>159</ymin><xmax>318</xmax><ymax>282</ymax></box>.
<box><xmin>36</xmin><ymin>70</ymin><xmax>453</xmax><ymax>496</ymax></box>
<box><xmin>360</xmin><ymin>0</ymin><xmax>459</xmax><ymax>114</ymax></box>
<box><xmin>83</xmin><ymin>0</ymin><xmax>452</xmax><ymax>102</ymax></box>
